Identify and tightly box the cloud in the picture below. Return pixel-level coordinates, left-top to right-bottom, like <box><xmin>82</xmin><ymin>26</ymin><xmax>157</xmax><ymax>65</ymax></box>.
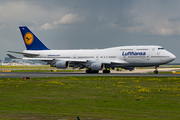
<box><xmin>53</xmin><ymin>13</ymin><xmax>85</xmax><ymax>25</ymax></box>
<box><xmin>151</xmin><ymin>28</ymin><xmax>174</xmax><ymax>36</ymax></box>
<box><xmin>40</xmin><ymin>23</ymin><xmax>56</xmax><ymax>30</ymax></box>
<box><xmin>20</xmin><ymin>20</ymin><xmax>38</xmax><ymax>27</ymax></box>
<box><xmin>168</xmin><ymin>16</ymin><xmax>180</xmax><ymax>22</ymax></box>
<box><xmin>0</xmin><ymin>0</ymin><xmax>180</xmax><ymax>62</ymax></box>
<box><xmin>114</xmin><ymin>10</ymin><xmax>143</xmax><ymax>27</ymax></box>
<box><xmin>40</xmin><ymin>13</ymin><xmax>85</xmax><ymax>30</ymax></box>
<box><xmin>0</xmin><ymin>1</ymin><xmax>67</xmax><ymax>27</ymax></box>
<box><xmin>0</xmin><ymin>25</ymin><xmax>5</xmax><ymax>29</ymax></box>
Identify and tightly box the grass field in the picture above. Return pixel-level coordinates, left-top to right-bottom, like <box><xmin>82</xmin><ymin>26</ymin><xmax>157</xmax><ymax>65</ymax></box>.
<box><xmin>0</xmin><ymin>76</ymin><xmax>180</xmax><ymax>119</ymax></box>
<box><xmin>1</xmin><ymin>64</ymin><xmax>180</xmax><ymax>70</ymax></box>
<box><xmin>0</xmin><ymin>65</ymin><xmax>52</xmax><ymax>69</ymax></box>
<box><xmin>10</xmin><ymin>70</ymin><xmax>82</xmax><ymax>72</ymax></box>
<box><xmin>0</xmin><ymin>65</ymin><xmax>83</xmax><ymax>72</ymax></box>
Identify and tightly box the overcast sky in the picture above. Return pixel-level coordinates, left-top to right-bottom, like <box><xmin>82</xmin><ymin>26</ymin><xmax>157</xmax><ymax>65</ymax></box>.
<box><xmin>0</xmin><ymin>0</ymin><xmax>180</xmax><ymax>62</ymax></box>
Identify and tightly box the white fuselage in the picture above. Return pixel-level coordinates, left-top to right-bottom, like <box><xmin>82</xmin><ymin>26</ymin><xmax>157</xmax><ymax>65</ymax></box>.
<box><xmin>23</xmin><ymin>45</ymin><xmax>176</xmax><ymax>68</ymax></box>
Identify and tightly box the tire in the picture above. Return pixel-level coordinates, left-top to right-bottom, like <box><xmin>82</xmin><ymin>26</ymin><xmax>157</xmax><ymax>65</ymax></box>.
<box><xmin>154</xmin><ymin>70</ymin><xmax>158</xmax><ymax>74</ymax></box>
<box><xmin>86</xmin><ymin>70</ymin><xmax>91</xmax><ymax>73</ymax></box>
<box><xmin>103</xmin><ymin>70</ymin><xmax>110</xmax><ymax>73</ymax></box>
<box><xmin>92</xmin><ymin>70</ymin><xmax>99</xmax><ymax>73</ymax></box>
<box><xmin>86</xmin><ymin>70</ymin><xmax>99</xmax><ymax>73</ymax></box>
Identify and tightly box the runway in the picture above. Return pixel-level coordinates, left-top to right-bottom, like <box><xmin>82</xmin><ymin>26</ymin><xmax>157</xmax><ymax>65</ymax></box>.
<box><xmin>1</xmin><ymin>68</ymin><xmax>180</xmax><ymax>78</ymax></box>
<box><xmin>0</xmin><ymin>68</ymin><xmax>180</xmax><ymax>78</ymax></box>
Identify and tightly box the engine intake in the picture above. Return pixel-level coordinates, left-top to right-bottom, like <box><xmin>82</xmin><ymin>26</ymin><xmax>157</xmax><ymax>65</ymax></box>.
<box><xmin>55</xmin><ymin>61</ymin><xmax>69</xmax><ymax>69</ymax></box>
<box><xmin>90</xmin><ymin>63</ymin><xmax>104</xmax><ymax>70</ymax></box>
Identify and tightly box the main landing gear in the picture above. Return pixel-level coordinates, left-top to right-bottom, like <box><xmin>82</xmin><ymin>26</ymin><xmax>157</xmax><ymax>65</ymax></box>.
<box><xmin>86</xmin><ymin>70</ymin><xmax>99</xmax><ymax>73</ymax></box>
<box><xmin>103</xmin><ymin>69</ymin><xmax>110</xmax><ymax>73</ymax></box>
<box><xmin>154</xmin><ymin>66</ymin><xmax>159</xmax><ymax>74</ymax></box>
<box><xmin>85</xmin><ymin>68</ymin><xmax>110</xmax><ymax>74</ymax></box>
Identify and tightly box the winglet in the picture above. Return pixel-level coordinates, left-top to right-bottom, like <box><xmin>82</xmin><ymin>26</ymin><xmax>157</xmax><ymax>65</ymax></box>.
<box><xmin>19</xmin><ymin>26</ymin><xmax>50</xmax><ymax>50</ymax></box>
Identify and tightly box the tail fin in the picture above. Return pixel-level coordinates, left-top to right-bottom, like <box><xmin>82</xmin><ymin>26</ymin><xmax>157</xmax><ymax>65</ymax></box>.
<box><xmin>19</xmin><ymin>26</ymin><xmax>49</xmax><ymax>50</ymax></box>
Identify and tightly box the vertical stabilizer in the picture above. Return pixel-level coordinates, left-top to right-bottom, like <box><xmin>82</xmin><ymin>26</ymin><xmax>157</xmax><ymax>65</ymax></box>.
<box><xmin>19</xmin><ymin>26</ymin><xmax>49</xmax><ymax>50</ymax></box>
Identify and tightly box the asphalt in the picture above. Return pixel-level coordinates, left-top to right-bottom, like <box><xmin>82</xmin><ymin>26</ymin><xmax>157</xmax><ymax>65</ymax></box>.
<box><xmin>1</xmin><ymin>68</ymin><xmax>180</xmax><ymax>78</ymax></box>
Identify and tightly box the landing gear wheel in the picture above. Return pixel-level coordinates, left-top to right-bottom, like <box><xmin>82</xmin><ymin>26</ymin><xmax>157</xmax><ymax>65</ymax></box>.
<box><xmin>154</xmin><ymin>70</ymin><xmax>158</xmax><ymax>74</ymax></box>
<box><xmin>154</xmin><ymin>66</ymin><xmax>159</xmax><ymax>74</ymax></box>
<box><xmin>86</xmin><ymin>70</ymin><xmax>91</xmax><ymax>73</ymax></box>
<box><xmin>86</xmin><ymin>70</ymin><xmax>99</xmax><ymax>73</ymax></box>
<box><xmin>92</xmin><ymin>70</ymin><xmax>99</xmax><ymax>73</ymax></box>
<box><xmin>103</xmin><ymin>70</ymin><xmax>110</xmax><ymax>73</ymax></box>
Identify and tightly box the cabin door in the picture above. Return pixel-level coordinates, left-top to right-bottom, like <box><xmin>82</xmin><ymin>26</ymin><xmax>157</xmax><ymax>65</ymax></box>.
<box><xmin>146</xmin><ymin>53</ymin><xmax>150</xmax><ymax>60</ymax></box>
<box><xmin>96</xmin><ymin>54</ymin><xmax>99</xmax><ymax>61</ymax></box>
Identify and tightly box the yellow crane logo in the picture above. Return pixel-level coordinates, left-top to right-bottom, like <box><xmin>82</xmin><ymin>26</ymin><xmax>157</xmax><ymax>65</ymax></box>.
<box><xmin>24</xmin><ymin>32</ymin><xmax>34</xmax><ymax>45</ymax></box>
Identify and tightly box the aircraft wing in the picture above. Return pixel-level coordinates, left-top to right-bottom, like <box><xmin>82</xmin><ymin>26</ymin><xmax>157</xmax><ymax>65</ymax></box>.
<box><xmin>111</xmin><ymin>60</ymin><xmax>129</xmax><ymax>64</ymax></box>
<box><xmin>98</xmin><ymin>60</ymin><xmax>129</xmax><ymax>64</ymax></box>
<box><xmin>22</xmin><ymin>58</ymin><xmax>87</xmax><ymax>63</ymax></box>
<box><xmin>22</xmin><ymin>58</ymin><xmax>126</xmax><ymax>64</ymax></box>
<box><xmin>59</xmin><ymin>59</ymin><xmax>87</xmax><ymax>62</ymax></box>
<box><xmin>7</xmin><ymin>53</ymin><xmax>127</xmax><ymax>64</ymax></box>
<box><xmin>7</xmin><ymin>54</ymin><xmax>87</xmax><ymax>63</ymax></box>
<box><xmin>22</xmin><ymin>58</ymin><xmax>54</xmax><ymax>61</ymax></box>
<box><xmin>7</xmin><ymin>52</ymin><xmax>127</xmax><ymax>65</ymax></box>
<box><xmin>7</xmin><ymin>51</ymin><xmax>87</xmax><ymax>63</ymax></box>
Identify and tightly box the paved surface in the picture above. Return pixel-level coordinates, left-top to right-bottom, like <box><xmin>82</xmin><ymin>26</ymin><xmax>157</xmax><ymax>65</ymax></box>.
<box><xmin>107</xmin><ymin>68</ymin><xmax>180</xmax><ymax>73</ymax></box>
<box><xmin>1</xmin><ymin>68</ymin><xmax>180</xmax><ymax>78</ymax></box>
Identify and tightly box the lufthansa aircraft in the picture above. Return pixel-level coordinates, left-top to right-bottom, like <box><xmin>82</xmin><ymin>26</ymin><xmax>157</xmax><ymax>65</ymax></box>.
<box><xmin>8</xmin><ymin>26</ymin><xmax>176</xmax><ymax>74</ymax></box>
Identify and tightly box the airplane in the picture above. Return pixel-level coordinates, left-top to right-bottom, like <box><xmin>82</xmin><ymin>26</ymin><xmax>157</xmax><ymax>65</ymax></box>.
<box><xmin>7</xmin><ymin>26</ymin><xmax>176</xmax><ymax>74</ymax></box>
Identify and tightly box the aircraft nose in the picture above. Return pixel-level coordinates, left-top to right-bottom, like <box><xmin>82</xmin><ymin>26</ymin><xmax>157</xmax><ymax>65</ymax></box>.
<box><xmin>170</xmin><ymin>53</ymin><xmax>176</xmax><ymax>61</ymax></box>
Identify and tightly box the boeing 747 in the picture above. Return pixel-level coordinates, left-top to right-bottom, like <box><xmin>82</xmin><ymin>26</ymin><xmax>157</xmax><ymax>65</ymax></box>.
<box><xmin>8</xmin><ymin>26</ymin><xmax>176</xmax><ymax>74</ymax></box>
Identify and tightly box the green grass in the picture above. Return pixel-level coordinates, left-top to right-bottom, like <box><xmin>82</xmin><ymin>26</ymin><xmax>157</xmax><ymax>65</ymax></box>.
<box><xmin>0</xmin><ymin>76</ymin><xmax>180</xmax><ymax>119</ymax></box>
<box><xmin>148</xmin><ymin>71</ymin><xmax>173</xmax><ymax>74</ymax></box>
<box><xmin>1</xmin><ymin>64</ymin><xmax>180</xmax><ymax>70</ymax></box>
<box><xmin>136</xmin><ymin>65</ymin><xmax>180</xmax><ymax>69</ymax></box>
<box><xmin>0</xmin><ymin>65</ymin><xmax>52</xmax><ymax>69</ymax></box>
<box><xmin>0</xmin><ymin>65</ymin><xmax>83</xmax><ymax>72</ymax></box>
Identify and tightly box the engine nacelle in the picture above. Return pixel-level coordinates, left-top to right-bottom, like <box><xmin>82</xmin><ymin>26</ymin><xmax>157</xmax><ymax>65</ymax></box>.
<box><xmin>55</xmin><ymin>61</ymin><xmax>69</xmax><ymax>69</ymax></box>
<box><xmin>90</xmin><ymin>63</ymin><xmax>104</xmax><ymax>70</ymax></box>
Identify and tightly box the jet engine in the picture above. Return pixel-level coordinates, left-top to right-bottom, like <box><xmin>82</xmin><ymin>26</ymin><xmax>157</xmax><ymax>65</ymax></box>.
<box><xmin>90</xmin><ymin>63</ymin><xmax>104</xmax><ymax>70</ymax></box>
<box><xmin>55</xmin><ymin>61</ymin><xmax>69</xmax><ymax>69</ymax></box>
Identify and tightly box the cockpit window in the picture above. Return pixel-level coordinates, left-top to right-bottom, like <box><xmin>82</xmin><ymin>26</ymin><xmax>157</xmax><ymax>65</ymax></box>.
<box><xmin>158</xmin><ymin>48</ymin><xmax>164</xmax><ymax>50</ymax></box>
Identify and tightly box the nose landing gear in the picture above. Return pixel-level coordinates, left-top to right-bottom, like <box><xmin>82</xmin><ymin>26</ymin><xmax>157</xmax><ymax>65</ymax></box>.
<box><xmin>154</xmin><ymin>66</ymin><xmax>159</xmax><ymax>74</ymax></box>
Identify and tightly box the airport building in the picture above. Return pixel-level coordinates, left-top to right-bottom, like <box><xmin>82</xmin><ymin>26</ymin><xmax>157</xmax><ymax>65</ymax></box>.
<box><xmin>1</xmin><ymin>57</ymin><xmax>46</xmax><ymax>66</ymax></box>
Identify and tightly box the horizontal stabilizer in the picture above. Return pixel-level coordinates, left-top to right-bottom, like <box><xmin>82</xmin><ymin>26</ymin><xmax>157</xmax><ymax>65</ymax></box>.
<box><xmin>8</xmin><ymin>51</ymin><xmax>39</xmax><ymax>56</ymax></box>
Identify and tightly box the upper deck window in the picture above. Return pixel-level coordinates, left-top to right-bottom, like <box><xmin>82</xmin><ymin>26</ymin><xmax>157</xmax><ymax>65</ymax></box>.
<box><xmin>158</xmin><ymin>48</ymin><xmax>164</xmax><ymax>50</ymax></box>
